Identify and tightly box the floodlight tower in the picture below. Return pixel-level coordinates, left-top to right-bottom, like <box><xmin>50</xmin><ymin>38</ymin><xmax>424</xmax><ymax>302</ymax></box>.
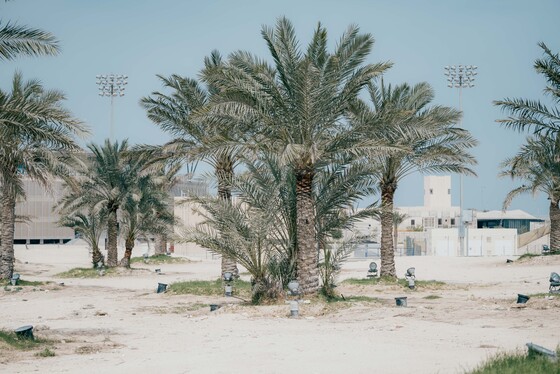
<box><xmin>96</xmin><ymin>74</ymin><xmax>128</xmax><ymax>140</ymax></box>
<box><xmin>444</xmin><ymin>65</ymin><xmax>477</xmax><ymax>256</ymax></box>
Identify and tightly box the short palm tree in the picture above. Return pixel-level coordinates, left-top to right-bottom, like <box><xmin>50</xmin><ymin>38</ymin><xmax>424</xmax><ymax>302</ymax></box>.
<box><xmin>500</xmin><ymin>134</ymin><xmax>560</xmax><ymax>251</ymax></box>
<box><xmin>494</xmin><ymin>42</ymin><xmax>560</xmax><ymax>135</ymax></box>
<box><xmin>352</xmin><ymin>81</ymin><xmax>477</xmax><ymax>277</ymax></box>
<box><xmin>0</xmin><ymin>72</ymin><xmax>86</xmax><ymax>279</ymax></box>
<box><xmin>207</xmin><ymin>17</ymin><xmax>390</xmax><ymax>294</ymax></box>
<box><xmin>119</xmin><ymin>171</ymin><xmax>175</xmax><ymax>267</ymax></box>
<box><xmin>59</xmin><ymin>209</ymin><xmax>106</xmax><ymax>267</ymax></box>
<box><xmin>392</xmin><ymin>211</ymin><xmax>408</xmax><ymax>254</ymax></box>
<box><xmin>0</xmin><ymin>20</ymin><xmax>59</xmax><ymax>61</ymax></box>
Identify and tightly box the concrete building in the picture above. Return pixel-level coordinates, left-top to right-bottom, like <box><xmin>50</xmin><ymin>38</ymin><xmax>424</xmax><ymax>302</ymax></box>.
<box><xmin>352</xmin><ymin>175</ymin><xmax>546</xmax><ymax>257</ymax></box>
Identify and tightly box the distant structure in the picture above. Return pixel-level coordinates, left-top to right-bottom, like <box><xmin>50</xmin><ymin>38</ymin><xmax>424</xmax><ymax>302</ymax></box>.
<box><xmin>11</xmin><ymin>174</ymin><xmax>209</xmax><ymax>247</ymax></box>
<box><xmin>353</xmin><ymin>175</ymin><xmax>548</xmax><ymax>257</ymax></box>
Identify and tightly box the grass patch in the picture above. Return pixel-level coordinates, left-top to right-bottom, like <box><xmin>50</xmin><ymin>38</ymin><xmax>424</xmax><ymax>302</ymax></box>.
<box><xmin>342</xmin><ymin>277</ymin><xmax>447</xmax><ymax>290</ymax></box>
<box><xmin>0</xmin><ymin>329</ymin><xmax>53</xmax><ymax>351</ymax></box>
<box><xmin>469</xmin><ymin>350</ymin><xmax>560</xmax><ymax>374</ymax></box>
<box><xmin>35</xmin><ymin>347</ymin><xmax>56</xmax><ymax>357</ymax></box>
<box><xmin>424</xmin><ymin>294</ymin><xmax>442</xmax><ymax>299</ymax></box>
<box><xmin>57</xmin><ymin>267</ymin><xmax>116</xmax><ymax>278</ymax></box>
<box><xmin>0</xmin><ymin>279</ymin><xmax>47</xmax><ymax>287</ymax></box>
<box><xmin>518</xmin><ymin>252</ymin><xmax>560</xmax><ymax>261</ymax></box>
<box><xmin>168</xmin><ymin>278</ymin><xmax>252</xmax><ymax>298</ymax></box>
<box><xmin>518</xmin><ymin>253</ymin><xmax>541</xmax><ymax>261</ymax></box>
<box><xmin>324</xmin><ymin>294</ymin><xmax>380</xmax><ymax>303</ymax></box>
<box><xmin>130</xmin><ymin>254</ymin><xmax>188</xmax><ymax>264</ymax></box>
<box><xmin>528</xmin><ymin>293</ymin><xmax>560</xmax><ymax>298</ymax></box>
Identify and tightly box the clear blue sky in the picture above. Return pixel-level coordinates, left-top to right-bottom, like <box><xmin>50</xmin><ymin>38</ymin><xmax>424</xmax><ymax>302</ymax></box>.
<box><xmin>3</xmin><ymin>0</ymin><xmax>560</xmax><ymax>218</ymax></box>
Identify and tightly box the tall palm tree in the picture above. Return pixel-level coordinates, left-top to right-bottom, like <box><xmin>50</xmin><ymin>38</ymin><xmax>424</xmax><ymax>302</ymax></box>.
<box><xmin>206</xmin><ymin>17</ymin><xmax>390</xmax><ymax>294</ymax></box>
<box><xmin>140</xmin><ymin>51</ymin><xmax>240</xmax><ymax>278</ymax></box>
<box><xmin>494</xmin><ymin>42</ymin><xmax>560</xmax><ymax>135</ymax></box>
<box><xmin>500</xmin><ymin>134</ymin><xmax>560</xmax><ymax>251</ymax></box>
<box><xmin>0</xmin><ymin>72</ymin><xmax>86</xmax><ymax>279</ymax></box>
<box><xmin>352</xmin><ymin>81</ymin><xmax>477</xmax><ymax>277</ymax></box>
<box><xmin>0</xmin><ymin>20</ymin><xmax>59</xmax><ymax>61</ymax></box>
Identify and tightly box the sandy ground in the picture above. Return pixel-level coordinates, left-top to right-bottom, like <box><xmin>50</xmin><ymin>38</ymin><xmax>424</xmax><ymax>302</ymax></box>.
<box><xmin>1</xmin><ymin>245</ymin><xmax>560</xmax><ymax>374</ymax></box>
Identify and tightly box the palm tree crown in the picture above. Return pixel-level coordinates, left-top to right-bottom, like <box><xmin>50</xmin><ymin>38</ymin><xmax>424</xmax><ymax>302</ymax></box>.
<box><xmin>352</xmin><ymin>80</ymin><xmax>477</xmax><ymax>277</ymax></box>
<box><xmin>0</xmin><ymin>20</ymin><xmax>60</xmax><ymax>61</ymax></box>
<box><xmin>494</xmin><ymin>42</ymin><xmax>560</xmax><ymax>135</ymax></box>
<box><xmin>206</xmin><ymin>17</ymin><xmax>391</xmax><ymax>294</ymax></box>
<box><xmin>500</xmin><ymin>134</ymin><xmax>560</xmax><ymax>251</ymax></box>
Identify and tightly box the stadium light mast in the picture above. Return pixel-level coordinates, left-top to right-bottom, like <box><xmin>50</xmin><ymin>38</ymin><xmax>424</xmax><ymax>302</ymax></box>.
<box><xmin>444</xmin><ymin>64</ymin><xmax>477</xmax><ymax>256</ymax></box>
<box><xmin>96</xmin><ymin>74</ymin><xmax>128</xmax><ymax>140</ymax></box>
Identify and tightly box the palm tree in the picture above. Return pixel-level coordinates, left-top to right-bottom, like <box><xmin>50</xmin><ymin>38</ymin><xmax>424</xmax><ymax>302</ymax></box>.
<box><xmin>118</xmin><ymin>170</ymin><xmax>175</xmax><ymax>267</ymax></box>
<box><xmin>500</xmin><ymin>134</ymin><xmax>560</xmax><ymax>252</ymax></box>
<box><xmin>392</xmin><ymin>211</ymin><xmax>408</xmax><ymax>254</ymax></box>
<box><xmin>61</xmin><ymin>140</ymin><xmax>137</xmax><ymax>267</ymax></box>
<box><xmin>186</xmin><ymin>193</ymin><xmax>283</xmax><ymax>304</ymax></box>
<box><xmin>206</xmin><ymin>17</ymin><xmax>390</xmax><ymax>294</ymax></box>
<box><xmin>59</xmin><ymin>210</ymin><xmax>105</xmax><ymax>267</ymax></box>
<box><xmin>352</xmin><ymin>81</ymin><xmax>477</xmax><ymax>277</ymax></box>
<box><xmin>0</xmin><ymin>20</ymin><xmax>59</xmax><ymax>61</ymax></box>
<box><xmin>140</xmin><ymin>51</ymin><xmax>240</xmax><ymax>278</ymax></box>
<box><xmin>494</xmin><ymin>42</ymin><xmax>560</xmax><ymax>135</ymax></box>
<box><xmin>0</xmin><ymin>72</ymin><xmax>86</xmax><ymax>279</ymax></box>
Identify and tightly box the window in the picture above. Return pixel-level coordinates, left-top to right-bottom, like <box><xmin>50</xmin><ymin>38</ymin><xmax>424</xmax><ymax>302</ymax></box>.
<box><xmin>451</xmin><ymin>218</ymin><xmax>455</xmax><ymax>225</ymax></box>
<box><xmin>430</xmin><ymin>189</ymin><xmax>433</xmax><ymax>194</ymax></box>
<box><xmin>411</xmin><ymin>219</ymin><xmax>415</xmax><ymax>226</ymax></box>
<box><xmin>438</xmin><ymin>218</ymin><xmax>442</xmax><ymax>225</ymax></box>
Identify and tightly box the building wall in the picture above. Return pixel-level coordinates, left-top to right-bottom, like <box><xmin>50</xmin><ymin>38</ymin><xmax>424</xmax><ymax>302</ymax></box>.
<box><xmin>427</xmin><ymin>228</ymin><xmax>518</xmax><ymax>256</ymax></box>
<box><xmin>14</xmin><ymin>179</ymin><xmax>74</xmax><ymax>244</ymax></box>
<box><xmin>173</xmin><ymin>198</ymin><xmax>212</xmax><ymax>258</ymax></box>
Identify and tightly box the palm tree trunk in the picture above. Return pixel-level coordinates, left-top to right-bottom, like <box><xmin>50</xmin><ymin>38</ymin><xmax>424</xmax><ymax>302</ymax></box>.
<box><xmin>216</xmin><ymin>155</ymin><xmax>239</xmax><ymax>278</ymax></box>
<box><xmin>119</xmin><ymin>236</ymin><xmax>134</xmax><ymax>267</ymax></box>
<box><xmin>92</xmin><ymin>244</ymin><xmax>104</xmax><ymax>268</ymax></box>
<box><xmin>550</xmin><ymin>200</ymin><xmax>560</xmax><ymax>252</ymax></box>
<box><xmin>106</xmin><ymin>208</ymin><xmax>118</xmax><ymax>267</ymax></box>
<box><xmin>0</xmin><ymin>188</ymin><xmax>16</xmax><ymax>280</ymax></box>
<box><xmin>295</xmin><ymin>168</ymin><xmax>319</xmax><ymax>295</ymax></box>
<box><xmin>380</xmin><ymin>184</ymin><xmax>397</xmax><ymax>278</ymax></box>
<box><xmin>154</xmin><ymin>233</ymin><xmax>167</xmax><ymax>255</ymax></box>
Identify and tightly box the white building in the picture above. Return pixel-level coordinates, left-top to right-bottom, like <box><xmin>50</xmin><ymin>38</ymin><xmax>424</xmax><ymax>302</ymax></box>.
<box><xmin>352</xmin><ymin>175</ymin><xmax>545</xmax><ymax>257</ymax></box>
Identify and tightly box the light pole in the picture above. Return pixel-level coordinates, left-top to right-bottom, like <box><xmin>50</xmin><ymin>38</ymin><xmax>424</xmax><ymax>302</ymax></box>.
<box><xmin>444</xmin><ymin>65</ymin><xmax>477</xmax><ymax>256</ymax></box>
<box><xmin>96</xmin><ymin>74</ymin><xmax>128</xmax><ymax>140</ymax></box>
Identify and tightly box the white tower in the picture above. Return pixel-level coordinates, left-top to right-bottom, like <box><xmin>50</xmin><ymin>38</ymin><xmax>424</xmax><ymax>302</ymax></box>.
<box><xmin>424</xmin><ymin>176</ymin><xmax>451</xmax><ymax>209</ymax></box>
